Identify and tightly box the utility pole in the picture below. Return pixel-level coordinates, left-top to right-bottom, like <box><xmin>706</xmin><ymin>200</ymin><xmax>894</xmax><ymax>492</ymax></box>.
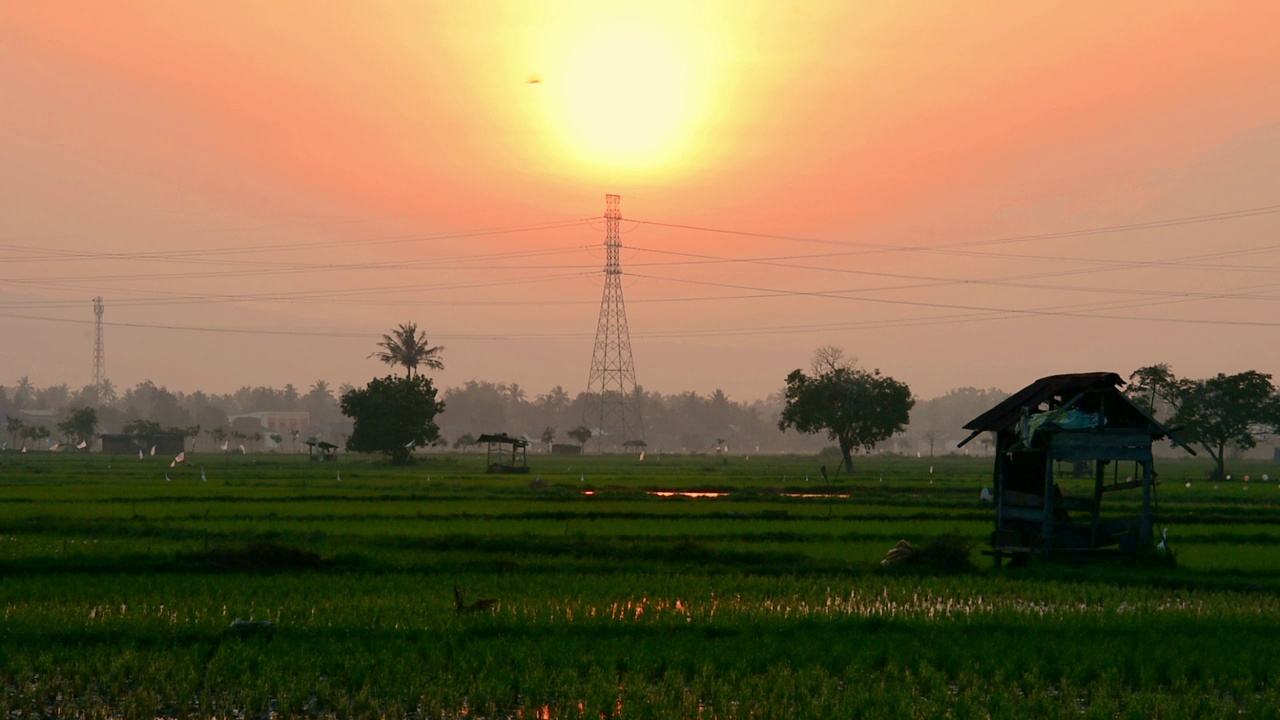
<box><xmin>584</xmin><ymin>194</ymin><xmax>645</xmax><ymax>451</ymax></box>
<box><xmin>92</xmin><ymin>296</ymin><xmax>105</xmax><ymax>403</ymax></box>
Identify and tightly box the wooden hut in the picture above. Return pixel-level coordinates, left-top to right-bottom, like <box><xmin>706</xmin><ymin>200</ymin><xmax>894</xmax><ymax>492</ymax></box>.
<box><xmin>306</xmin><ymin>439</ymin><xmax>339</xmax><ymax>462</ymax></box>
<box><xmin>477</xmin><ymin>433</ymin><xmax>530</xmax><ymax>473</ymax></box>
<box><xmin>957</xmin><ymin>372</ymin><xmax>1194</xmax><ymax>565</ymax></box>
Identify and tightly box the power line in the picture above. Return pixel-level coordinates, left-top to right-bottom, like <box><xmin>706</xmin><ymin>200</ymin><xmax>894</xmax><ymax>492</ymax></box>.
<box><xmin>0</xmin><ymin>218</ymin><xmax>595</xmax><ymax>264</ymax></box>
<box><xmin>625</xmin><ymin>244</ymin><xmax>1280</xmax><ymax>302</ymax></box>
<box><xmin>625</xmin><ymin>202</ymin><xmax>1280</xmax><ymax>257</ymax></box>
<box><xmin>625</xmin><ymin>272</ymin><xmax>1280</xmax><ymax>330</ymax></box>
<box><xmin>4</xmin><ymin>200</ymin><xmax>1280</xmax><ymax>345</ymax></box>
<box><xmin>0</xmin><ymin>245</ymin><xmax>596</xmax><ymax>284</ymax></box>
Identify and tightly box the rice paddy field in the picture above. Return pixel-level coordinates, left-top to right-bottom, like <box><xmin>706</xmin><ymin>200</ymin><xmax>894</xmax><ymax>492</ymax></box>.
<box><xmin>3</xmin><ymin>450</ymin><xmax>1280</xmax><ymax>719</ymax></box>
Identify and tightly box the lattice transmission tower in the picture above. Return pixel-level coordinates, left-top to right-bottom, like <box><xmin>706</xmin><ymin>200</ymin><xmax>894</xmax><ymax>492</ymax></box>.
<box><xmin>584</xmin><ymin>194</ymin><xmax>645</xmax><ymax>451</ymax></box>
<box><xmin>92</xmin><ymin>297</ymin><xmax>105</xmax><ymax>397</ymax></box>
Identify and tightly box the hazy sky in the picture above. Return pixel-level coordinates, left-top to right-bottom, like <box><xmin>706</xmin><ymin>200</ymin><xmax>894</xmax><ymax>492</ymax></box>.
<box><xmin>3</xmin><ymin>2</ymin><xmax>1279</xmax><ymax>402</ymax></box>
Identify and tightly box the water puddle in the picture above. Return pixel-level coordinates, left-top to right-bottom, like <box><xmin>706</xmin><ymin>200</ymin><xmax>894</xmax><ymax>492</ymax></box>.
<box><xmin>782</xmin><ymin>492</ymin><xmax>851</xmax><ymax>499</ymax></box>
<box><xmin>646</xmin><ymin>491</ymin><xmax>729</xmax><ymax>499</ymax></box>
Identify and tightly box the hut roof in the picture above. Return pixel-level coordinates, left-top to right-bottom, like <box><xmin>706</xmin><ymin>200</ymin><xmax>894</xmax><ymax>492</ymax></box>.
<box><xmin>961</xmin><ymin>372</ymin><xmax>1124</xmax><ymax>434</ymax></box>
<box><xmin>957</xmin><ymin>371</ymin><xmax>1193</xmax><ymax>453</ymax></box>
<box><xmin>477</xmin><ymin>433</ymin><xmax>529</xmax><ymax>447</ymax></box>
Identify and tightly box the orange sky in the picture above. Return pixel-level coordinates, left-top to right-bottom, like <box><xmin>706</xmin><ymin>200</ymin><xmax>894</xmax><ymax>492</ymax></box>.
<box><xmin>3</xmin><ymin>2</ymin><xmax>1280</xmax><ymax>402</ymax></box>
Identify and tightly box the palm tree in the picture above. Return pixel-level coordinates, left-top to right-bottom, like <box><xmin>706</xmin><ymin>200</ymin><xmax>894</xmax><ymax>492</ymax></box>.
<box><xmin>370</xmin><ymin>322</ymin><xmax>445</xmax><ymax>378</ymax></box>
<box><xmin>506</xmin><ymin>383</ymin><xmax>527</xmax><ymax>404</ymax></box>
<box><xmin>98</xmin><ymin>378</ymin><xmax>118</xmax><ymax>404</ymax></box>
<box><xmin>308</xmin><ymin>379</ymin><xmax>332</xmax><ymax>399</ymax></box>
<box><xmin>13</xmin><ymin>376</ymin><xmax>34</xmax><ymax>409</ymax></box>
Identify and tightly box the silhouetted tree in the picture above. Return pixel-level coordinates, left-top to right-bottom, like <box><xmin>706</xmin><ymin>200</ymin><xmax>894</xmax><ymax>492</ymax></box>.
<box><xmin>21</xmin><ymin>424</ymin><xmax>50</xmax><ymax>448</ymax></box>
<box><xmin>371</xmin><ymin>322</ymin><xmax>445</xmax><ymax>377</ymax></box>
<box><xmin>568</xmin><ymin>425</ymin><xmax>593</xmax><ymax>450</ymax></box>
<box><xmin>1132</xmin><ymin>365</ymin><xmax>1280</xmax><ymax>480</ymax></box>
<box><xmin>57</xmin><ymin>407</ymin><xmax>98</xmax><ymax>448</ymax></box>
<box><xmin>13</xmin><ymin>376</ymin><xmax>34</xmax><ymax>409</ymax></box>
<box><xmin>342</xmin><ymin>374</ymin><xmax>445</xmax><ymax>464</ymax></box>
<box><xmin>778</xmin><ymin>348</ymin><xmax>914</xmax><ymax>472</ymax></box>
<box><xmin>6</xmin><ymin>417</ymin><xmax>25</xmax><ymax>448</ymax></box>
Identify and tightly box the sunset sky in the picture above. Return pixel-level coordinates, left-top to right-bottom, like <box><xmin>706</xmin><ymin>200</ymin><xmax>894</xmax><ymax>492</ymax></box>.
<box><xmin>3</xmin><ymin>2</ymin><xmax>1279</xmax><ymax>403</ymax></box>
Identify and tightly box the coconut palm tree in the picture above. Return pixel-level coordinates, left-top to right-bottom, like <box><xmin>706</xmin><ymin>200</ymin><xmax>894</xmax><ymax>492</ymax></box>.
<box><xmin>13</xmin><ymin>376</ymin><xmax>34</xmax><ymax>409</ymax></box>
<box><xmin>370</xmin><ymin>322</ymin><xmax>445</xmax><ymax>377</ymax></box>
<box><xmin>98</xmin><ymin>378</ymin><xmax>118</xmax><ymax>404</ymax></box>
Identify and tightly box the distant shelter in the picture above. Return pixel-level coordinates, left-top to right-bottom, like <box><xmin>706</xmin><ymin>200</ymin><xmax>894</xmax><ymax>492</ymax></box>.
<box><xmin>306</xmin><ymin>439</ymin><xmax>339</xmax><ymax>462</ymax></box>
<box><xmin>958</xmin><ymin>372</ymin><xmax>1194</xmax><ymax>565</ymax></box>
<box><xmin>477</xmin><ymin>433</ymin><xmax>530</xmax><ymax>473</ymax></box>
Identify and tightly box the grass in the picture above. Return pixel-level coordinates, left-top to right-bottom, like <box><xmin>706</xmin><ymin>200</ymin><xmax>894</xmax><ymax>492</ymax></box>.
<box><xmin>2</xmin><ymin>451</ymin><xmax>1280</xmax><ymax>717</ymax></box>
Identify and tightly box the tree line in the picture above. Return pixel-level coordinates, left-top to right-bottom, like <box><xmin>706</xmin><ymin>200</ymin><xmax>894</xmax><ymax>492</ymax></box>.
<box><xmin>3</xmin><ymin>323</ymin><xmax>1277</xmax><ymax>474</ymax></box>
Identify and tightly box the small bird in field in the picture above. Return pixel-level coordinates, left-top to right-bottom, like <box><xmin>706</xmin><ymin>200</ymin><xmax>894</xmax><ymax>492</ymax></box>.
<box><xmin>454</xmin><ymin>586</ymin><xmax>500</xmax><ymax>615</ymax></box>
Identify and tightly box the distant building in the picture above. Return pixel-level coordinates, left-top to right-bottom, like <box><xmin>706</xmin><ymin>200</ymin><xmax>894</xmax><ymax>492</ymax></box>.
<box><xmin>15</xmin><ymin>409</ymin><xmax>58</xmax><ymax>426</ymax></box>
<box><xmin>100</xmin><ymin>432</ymin><xmax>185</xmax><ymax>456</ymax></box>
<box><xmin>228</xmin><ymin>411</ymin><xmax>310</xmax><ymax>434</ymax></box>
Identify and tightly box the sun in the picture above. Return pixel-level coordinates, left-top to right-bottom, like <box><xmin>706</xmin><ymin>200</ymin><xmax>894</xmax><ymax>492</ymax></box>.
<box><xmin>536</xmin><ymin>13</ymin><xmax>711</xmax><ymax>176</ymax></box>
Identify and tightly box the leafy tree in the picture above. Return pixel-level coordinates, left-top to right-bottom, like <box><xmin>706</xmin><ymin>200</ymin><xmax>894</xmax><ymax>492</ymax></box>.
<box><xmin>21</xmin><ymin>424</ymin><xmax>50</xmax><ymax>447</ymax></box>
<box><xmin>1131</xmin><ymin>365</ymin><xmax>1280</xmax><ymax>481</ymax></box>
<box><xmin>57</xmin><ymin>407</ymin><xmax>98</xmax><ymax>447</ymax></box>
<box><xmin>567</xmin><ymin>425</ymin><xmax>593</xmax><ymax>449</ymax></box>
<box><xmin>541</xmin><ymin>426</ymin><xmax>556</xmax><ymax>450</ymax></box>
<box><xmin>439</xmin><ymin>380</ymin><xmax>508</xmax><ymax>440</ymax></box>
<box><xmin>121</xmin><ymin>419</ymin><xmax>163</xmax><ymax>437</ymax></box>
<box><xmin>208</xmin><ymin>426</ymin><xmax>228</xmax><ymax>451</ymax></box>
<box><xmin>1125</xmin><ymin>363</ymin><xmax>1179</xmax><ymax>418</ymax></box>
<box><xmin>37</xmin><ymin>384</ymin><xmax>70</xmax><ymax>411</ymax></box>
<box><xmin>341</xmin><ymin>374</ymin><xmax>445</xmax><ymax>465</ymax></box>
<box><xmin>176</xmin><ymin>425</ymin><xmax>200</xmax><ymax>451</ymax></box>
<box><xmin>6</xmin><ymin>416</ymin><xmax>24</xmax><ymax>448</ymax></box>
<box><xmin>778</xmin><ymin>350</ymin><xmax>914</xmax><ymax>472</ymax></box>
<box><xmin>120</xmin><ymin>381</ymin><xmax>192</xmax><ymax>429</ymax></box>
<box><xmin>370</xmin><ymin>322</ymin><xmax>445</xmax><ymax>378</ymax></box>
<box><xmin>453</xmin><ymin>432</ymin><xmax>477</xmax><ymax>451</ymax></box>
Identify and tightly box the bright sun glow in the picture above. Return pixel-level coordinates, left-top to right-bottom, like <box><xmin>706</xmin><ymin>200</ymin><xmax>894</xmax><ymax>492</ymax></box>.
<box><xmin>536</xmin><ymin>10</ymin><xmax>714</xmax><ymax>176</ymax></box>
